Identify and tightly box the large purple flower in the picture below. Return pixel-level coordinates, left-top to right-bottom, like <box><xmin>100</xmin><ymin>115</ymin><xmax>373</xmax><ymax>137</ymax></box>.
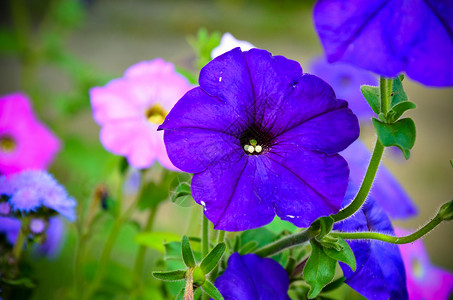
<box><xmin>313</xmin><ymin>0</ymin><xmax>453</xmax><ymax>86</ymax></box>
<box><xmin>0</xmin><ymin>93</ymin><xmax>60</xmax><ymax>175</ymax></box>
<box><xmin>341</xmin><ymin>140</ymin><xmax>417</xmax><ymax>219</ymax></box>
<box><xmin>395</xmin><ymin>228</ymin><xmax>453</xmax><ymax>300</ymax></box>
<box><xmin>334</xmin><ymin>187</ymin><xmax>408</xmax><ymax>299</ymax></box>
<box><xmin>214</xmin><ymin>253</ymin><xmax>290</xmax><ymax>300</ymax></box>
<box><xmin>159</xmin><ymin>48</ymin><xmax>359</xmax><ymax>231</ymax></box>
<box><xmin>309</xmin><ymin>56</ymin><xmax>377</xmax><ymax>120</ymax></box>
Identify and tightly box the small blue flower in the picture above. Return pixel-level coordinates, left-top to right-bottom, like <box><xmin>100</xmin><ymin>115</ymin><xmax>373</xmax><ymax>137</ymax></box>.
<box><xmin>6</xmin><ymin>170</ymin><xmax>77</xmax><ymax>221</ymax></box>
<box><xmin>334</xmin><ymin>186</ymin><xmax>408</xmax><ymax>299</ymax></box>
<box><xmin>214</xmin><ymin>253</ymin><xmax>290</xmax><ymax>300</ymax></box>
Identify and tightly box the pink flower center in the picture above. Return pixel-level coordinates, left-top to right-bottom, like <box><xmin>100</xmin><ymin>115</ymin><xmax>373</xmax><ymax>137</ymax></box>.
<box><xmin>145</xmin><ymin>104</ymin><xmax>168</xmax><ymax>124</ymax></box>
<box><xmin>0</xmin><ymin>135</ymin><xmax>16</xmax><ymax>153</ymax></box>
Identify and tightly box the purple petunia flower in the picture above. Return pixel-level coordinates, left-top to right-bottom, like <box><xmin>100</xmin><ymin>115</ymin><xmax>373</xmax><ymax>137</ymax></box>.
<box><xmin>6</xmin><ymin>170</ymin><xmax>77</xmax><ymax>221</ymax></box>
<box><xmin>214</xmin><ymin>253</ymin><xmax>290</xmax><ymax>300</ymax></box>
<box><xmin>159</xmin><ymin>48</ymin><xmax>360</xmax><ymax>231</ymax></box>
<box><xmin>309</xmin><ymin>56</ymin><xmax>377</xmax><ymax>120</ymax></box>
<box><xmin>90</xmin><ymin>59</ymin><xmax>193</xmax><ymax>170</ymax></box>
<box><xmin>313</xmin><ymin>0</ymin><xmax>453</xmax><ymax>86</ymax></box>
<box><xmin>395</xmin><ymin>228</ymin><xmax>453</xmax><ymax>300</ymax></box>
<box><xmin>334</xmin><ymin>187</ymin><xmax>408</xmax><ymax>300</ymax></box>
<box><xmin>341</xmin><ymin>140</ymin><xmax>417</xmax><ymax>219</ymax></box>
<box><xmin>0</xmin><ymin>93</ymin><xmax>60</xmax><ymax>175</ymax></box>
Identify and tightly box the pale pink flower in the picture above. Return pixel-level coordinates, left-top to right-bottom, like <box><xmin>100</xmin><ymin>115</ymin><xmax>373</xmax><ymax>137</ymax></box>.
<box><xmin>90</xmin><ymin>59</ymin><xmax>192</xmax><ymax>170</ymax></box>
<box><xmin>396</xmin><ymin>228</ymin><xmax>453</xmax><ymax>300</ymax></box>
<box><xmin>0</xmin><ymin>93</ymin><xmax>60</xmax><ymax>175</ymax></box>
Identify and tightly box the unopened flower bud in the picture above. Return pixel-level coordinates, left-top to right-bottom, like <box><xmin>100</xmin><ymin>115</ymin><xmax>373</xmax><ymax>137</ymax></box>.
<box><xmin>438</xmin><ymin>199</ymin><xmax>453</xmax><ymax>221</ymax></box>
<box><xmin>192</xmin><ymin>267</ymin><xmax>206</xmax><ymax>287</ymax></box>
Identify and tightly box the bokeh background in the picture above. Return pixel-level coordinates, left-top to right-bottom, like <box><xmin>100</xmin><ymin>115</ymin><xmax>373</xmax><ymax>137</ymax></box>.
<box><xmin>1</xmin><ymin>0</ymin><xmax>452</xmax><ymax>298</ymax></box>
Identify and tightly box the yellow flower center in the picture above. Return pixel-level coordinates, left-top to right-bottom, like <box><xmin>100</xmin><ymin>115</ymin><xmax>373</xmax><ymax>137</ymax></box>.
<box><xmin>145</xmin><ymin>104</ymin><xmax>168</xmax><ymax>124</ymax></box>
<box><xmin>0</xmin><ymin>135</ymin><xmax>16</xmax><ymax>153</ymax></box>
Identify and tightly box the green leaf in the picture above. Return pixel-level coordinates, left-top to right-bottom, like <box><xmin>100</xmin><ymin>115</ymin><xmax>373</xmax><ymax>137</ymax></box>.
<box><xmin>321</xmin><ymin>276</ymin><xmax>346</xmax><ymax>293</ymax></box>
<box><xmin>372</xmin><ymin>118</ymin><xmax>416</xmax><ymax>159</ymax></box>
<box><xmin>322</xmin><ymin>238</ymin><xmax>356</xmax><ymax>271</ymax></box>
<box><xmin>360</xmin><ymin>85</ymin><xmax>380</xmax><ymax>115</ymax></box>
<box><xmin>200</xmin><ymin>243</ymin><xmax>226</xmax><ymax>274</ymax></box>
<box><xmin>201</xmin><ymin>280</ymin><xmax>224</xmax><ymax>300</ymax></box>
<box><xmin>303</xmin><ymin>240</ymin><xmax>337</xmax><ymax>299</ymax></box>
<box><xmin>152</xmin><ymin>270</ymin><xmax>186</xmax><ymax>282</ymax></box>
<box><xmin>390</xmin><ymin>75</ymin><xmax>408</xmax><ymax>106</ymax></box>
<box><xmin>182</xmin><ymin>235</ymin><xmax>196</xmax><ymax>268</ymax></box>
<box><xmin>135</xmin><ymin>232</ymin><xmax>180</xmax><ymax>253</ymax></box>
<box><xmin>239</xmin><ymin>241</ymin><xmax>259</xmax><ymax>255</ymax></box>
<box><xmin>171</xmin><ymin>182</ymin><xmax>195</xmax><ymax>207</ymax></box>
<box><xmin>388</xmin><ymin>101</ymin><xmax>416</xmax><ymax>122</ymax></box>
<box><xmin>311</xmin><ymin>216</ymin><xmax>334</xmax><ymax>242</ymax></box>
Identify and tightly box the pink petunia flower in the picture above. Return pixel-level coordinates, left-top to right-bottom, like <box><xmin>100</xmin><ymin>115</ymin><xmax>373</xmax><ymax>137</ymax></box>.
<box><xmin>90</xmin><ymin>59</ymin><xmax>193</xmax><ymax>170</ymax></box>
<box><xmin>0</xmin><ymin>93</ymin><xmax>60</xmax><ymax>175</ymax></box>
<box><xmin>396</xmin><ymin>228</ymin><xmax>453</xmax><ymax>300</ymax></box>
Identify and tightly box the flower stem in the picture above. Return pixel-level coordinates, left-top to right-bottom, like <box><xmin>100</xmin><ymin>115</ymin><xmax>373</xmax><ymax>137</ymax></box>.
<box><xmin>202</xmin><ymin>213</ymin><xmax>209</xmax><ymax>257</ymax></box>
<box><xmin>217</xmin><ymin>230</ymin><xmax>225</xmax><ymax>243</ymax></box>
<box><xmin>331</xmin><ymin>215</ymin><xmax>443</xmax><ymax>244</ymax></box>
<box><xmin>132</xmin><ymin>207</ymin><xmax>157</xmax><ymax>284</ymax></box>
<box><xmin>332</xmin><ymin>138</ymin><xmax>384</xmax><ymax>222</ymax></box>
<box><xmin>253</xmin><ymin>228</ymin><xmax>315</xmax><ymax>257</ymax></box>
<box><xmin>380</xmin><ymin>76</ymin><xmax>393</xmax><ymax>115</ymax></box>
<box><xmin>12</xmin><ymin>219</ymin><xmax>28</xmax><ymax>260</ymax></box>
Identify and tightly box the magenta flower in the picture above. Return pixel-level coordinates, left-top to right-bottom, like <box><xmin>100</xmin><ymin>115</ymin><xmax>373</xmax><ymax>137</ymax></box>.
<box><xmin>313</xmin><ymin>0</ymin><xmax>453</xmax><ymax>86</ymax></box>
<box><xmin>395</xmin><ymin>228</ymin><xmax>453</xmax><ymax>300</ymax></box>
<box><xmin>90</xmin><ymin>59</ymin><xmax>193</xmax><ymax>170</ymax></box>
<box><xmin>0</xmin><ymin>93</ymin><xmax>60</xmax><ymax>175</ymax></box>
<box><xmin>159</xmin><ymin>48</ymin><xmax>359</xmax><ymax>231</ymax></box>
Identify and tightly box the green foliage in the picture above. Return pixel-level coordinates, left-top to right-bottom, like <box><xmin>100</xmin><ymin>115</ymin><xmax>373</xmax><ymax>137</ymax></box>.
<box><xmin>439</xmin><ymin>199</ymin><xmax>453</xmax><ymax>221</ymax></box>
<box><xmin>360</xmin><ymin>85</ymin><xmax>380</xmax><ymax>115</ymax></box>
<box><xmin>188</xmin><ymin>28</ymin><xmax>221</xmax><ymax>69</ymax></box>
<box><xmin>171</xmin><ymin>181</ymin><xmax>195</xmax><ymax>207</ymax></box>
<box><xmin>152</xmin><ymin>270</ymin><xmax>186</xmax><ymax>282</ymax></box>
<box><xmin>200</xmin><ymin>243</ymin><xmax>226</xmax><ymax>274</ymax></box>
<box><xmin>311</xmin><ymin>216</ymin><xmax>334</xmax><ymax>242</ymax></box>
<box><xmin>372</xmin><ymin>118</ymin><xmax>416</xmax><ymax>159</ymax></box>
<box><xmin>303</xmin><ymin>240</ymin><xmax>336</xmax><ymax>299</ymax></box>
<box><xmin>182</xmin><ymin>235</ymin><xmax>197</xmax><ymax>268</ymax></box>
<box><xmin>201</xmin><ymin>280</ymin><xmax>224</xmax><ymax>300</ymax></box>
<box><xmin>134</xmin><ymin>232</ymin><xmax>180</xmax><ymax>253</ymax></box>
<box><xmin>322</xmin><ymin>238</ymin><xmax>356</xmax><ymax>271</ymax></box>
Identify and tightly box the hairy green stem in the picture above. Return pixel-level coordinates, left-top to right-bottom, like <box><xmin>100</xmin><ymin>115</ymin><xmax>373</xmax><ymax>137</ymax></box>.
<box><xmin>332</xmin><ymin>138</ymin><xmax>384</xmax><ymax>222</ymax></box>
<box><xmin>254</xmin><ymin>229</ymin><xmax>314</xmax><ymax>257</ymax></box>
<box><xmin>379</xmin><ymin>76</ymin><xmax>393</xmax><ymax>115</ymax></box>
<box><xmin>202</xmin><ymin>214</ymin><xmax>209</xmax><ymax>257</ymax></box>
<box><xmin>331</xmin><ymin>215</ymin><xmax>443</xmax><ymax>244</ymax></box>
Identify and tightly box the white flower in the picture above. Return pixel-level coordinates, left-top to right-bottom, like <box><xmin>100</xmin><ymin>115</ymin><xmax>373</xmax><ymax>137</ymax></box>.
<box><xmin>211</xmin><ymin>33</ymin><xmax>255</xmax><ymax>59</ymax></box>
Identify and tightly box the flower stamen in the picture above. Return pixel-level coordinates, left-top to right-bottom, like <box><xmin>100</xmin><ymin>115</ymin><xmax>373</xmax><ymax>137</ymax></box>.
<box><xmin>145</xmin><ymin>104</ymin><xmax>168</xmax><ymax>124</ymax></box>
<box><xmin>0</xmin><ymin>135</ymin><xmax>16</xmax><ymax>153</ymax></box>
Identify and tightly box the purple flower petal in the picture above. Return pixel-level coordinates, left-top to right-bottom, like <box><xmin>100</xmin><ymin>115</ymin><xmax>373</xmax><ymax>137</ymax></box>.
<box><xmin>334</xmin><ymin>188</ymin><xmax>408</xmax><ymax>300</ymax></box>
<box><xmin>313</xmin><ymin>0</ymin><xmax>453</xmax><ymax>86</ymax></box>
<box><xmin>35</xmin><ymin>216</ymin><xmax>65</xmax><ymax>259</ymax></box>
<box><xmin>341</xmin><ymin>140</ymin><xmax>417</xmax><ymax>219</ymax></box>
<box><xmin>0</xmin><ymin>216</ymin><xmax>20</xmax><ymax>244</ymax></box>
<box><xmin>309</xmin><ymin>56</ymin><xmax>378</xmax><ymax>119</ymax></box>
<box><xmin>214</xmin><ymin>253</ymin><xmax>290</xmax><ymax>300</ymax></box>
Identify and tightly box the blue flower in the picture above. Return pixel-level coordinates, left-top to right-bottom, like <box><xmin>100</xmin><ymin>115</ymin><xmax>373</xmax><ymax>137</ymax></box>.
<box><xmin>309</xmin><ymin>56</ymin><xmax>377</xmax><ymax>120</ymax></box>
<box><xmin>313</xmin><ymin>0</ymin><xmax>453</xmax><ymax>86</ymax></box>
<box><xmin>159</xmin><ymin>48</ymin><xmax>359</xmax><ymax>231</ymax></box>
<box><xmin>214</xmin><ymin>253</ymin><xmax>290</xmax><ymax>300</ymax></box>
<box><xmin>341</xmin><ymin>140</ymin><xmax>417</xmax><ymax>219</ymax></box>
<box><xmin>0</xmin><ymin>216</ymin><xmax>20</xmax><ymax>244</ymax></box>
<box><xmin>6</xmin><ymin>170</ymin><xmax>77</xmax><ymax>221</ymax></box>
<box><xmin>334</xmin><ymin>186</ymin><xmax>408</xmax><ymax>299</ymax></box>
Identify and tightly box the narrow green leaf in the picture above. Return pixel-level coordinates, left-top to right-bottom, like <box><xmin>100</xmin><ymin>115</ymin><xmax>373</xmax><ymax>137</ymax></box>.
<box><xmin>152</xmin><ymin>270</ymin><xmax>186</xmax><ymax>282</ymax></box>
<box><xmin>200</xmin><ymin>243</ymin><xmax>226</xmax><ymax>274</ymax></box>
<box><xmin>323</xmin><ymin>238</ymin><xmax>356</xmax><ymax>271</ymax></box>
<box><xmin>182</xmin><ymin>235</ymin><xmax>196</xmax><ymax>268</ymax></box>
<box><xmin>313</xmin><ymin>216</ymin><xmax>334</xmax><ymax>242</ymax></box>
<box><xmin>201</xmin><ymin>280</ymin><xmax>224</xmax><ymax>300</ymax></box>
<box><xmin>372</xmin><ymin>118</ymin><xmax>416</xmax><ymax>159</ymax></box>
<box><xmin>303</xmin><ymin>240</ymin><xmax>337</xmax><ymax>299</ymax></box>
<box><xmin>135</xmin><ymin>232</ymin><xmax>180</xmax><ymax>253</ymax></box>
<box><xmin>388</xmin><ymin>101</ymin><xmax>416</xmax><ymax>122</ymax></box>
<box><xmin>360</xmin><ymin>85</ymin><xmax>380</xmax><ymax>115</ymax></box>
<box><xmin>239</xmin><ymin>241</ymin><xmax>259</xmax><ymax>255</ymax></box>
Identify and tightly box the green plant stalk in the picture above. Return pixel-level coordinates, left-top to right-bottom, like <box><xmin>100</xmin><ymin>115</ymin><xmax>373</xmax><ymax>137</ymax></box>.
<box><xmin>332</xmin><ymin>138</ymin><xmax>384</xmax><ymax>222</ymax></box>
<box><xmin>12</xmin><ymin>219</ymin><xmax>28</xmax><ymax>260</ymax></box>
<box><xmin>83</xmin><ymin>174</ymin><xmax>146</xmax><ymax>300</ymax></box>
<box><xmin>133</xmin><ymin>207</ymin><xmax>158</xmax><ymax>283</ymax></box>
<box><xmin>253</xmin><ymin>228</ymin><xmax>314</xmax><ymax>257</ymax></box>
<box><xmin>202</xmin><ymin>214</ymin><xmax>209</xmax><ymax>257</ymax></box>
<box><xmin>379</xmin><ymin>76</ymin><xmax>393</xmax><ymax>115</ymax></box>
<box><xmin>331</xmin><ymin>215</ymin><xmax>443</xmax><ymax>244</ymax></box>
<box><xmin>217</xmin><ymin>231</ymin><xmax>225</xmax><ymax>244</ymax></box>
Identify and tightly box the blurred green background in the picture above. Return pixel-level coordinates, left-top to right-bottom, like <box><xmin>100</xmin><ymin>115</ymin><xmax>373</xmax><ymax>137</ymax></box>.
<box><xmin>0</xmin><ymin>0</ymin><xmax>452</xmax><ymax>298</ymax></box>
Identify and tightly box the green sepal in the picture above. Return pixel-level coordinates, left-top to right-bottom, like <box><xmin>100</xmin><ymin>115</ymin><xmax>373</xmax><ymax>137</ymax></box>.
<box><xmin>239</xmin><ymin>241</ymin><xmax>259</xmax><ymax>255</ymax></box>
<box><xmin>152</xmin><ymin>269</ymin><xmax>186</xmax><ymax>282</ymax></box>
<box><xmin>193</xmin><ymin>267</ymin><xmax>206</xmax><ymax>287</ymax></box>
<box><xmin>360</xmin><ymin>85</ymin><xmax>380</xmax><ymax>115</ymax></box>
<box><xmin>387</xmin><ymin>101</ymin><xmax>416</xmax><ymax>123</ymax></box>
<box><xmin>311</xmin><ymin>216</ymin><xmax>335</xmax><ymax>242</ymax></box>
<box><xmin>372</xmin><ymin>118</ymin><xmax>416</xmax><ymax>159</ymax></box>
<box><xmin>322</xmin><ymin>238</ymin><xmax>356</xmax><ymax>271</ymax></box>
<box><xmin>319</xmin><ymin>235</ymin><xmax>340</xmax><ymax>251</ymax></box>
<box><xmin>200</xmin><ymin>242</ymin><xmax>226</xmax><ymax>274</ymax></box>
<box><xmin>182</xmin><ymin>235</ymin><xmax>196</xmax><ymax>268</ymax></box>
<box><xmin>439</xmin><ymin>199</ymin><xmax>453</xmax><ymax>221</ymax></box>
<box><xmin>201</xmin><ymin>280</ymin><xmax>224</xmax><ymax>300</ymax></box>
<box><xmin>303</xmin><ymin>240</ymin><xmax>337</xmax><ymax>299</ymax></box>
